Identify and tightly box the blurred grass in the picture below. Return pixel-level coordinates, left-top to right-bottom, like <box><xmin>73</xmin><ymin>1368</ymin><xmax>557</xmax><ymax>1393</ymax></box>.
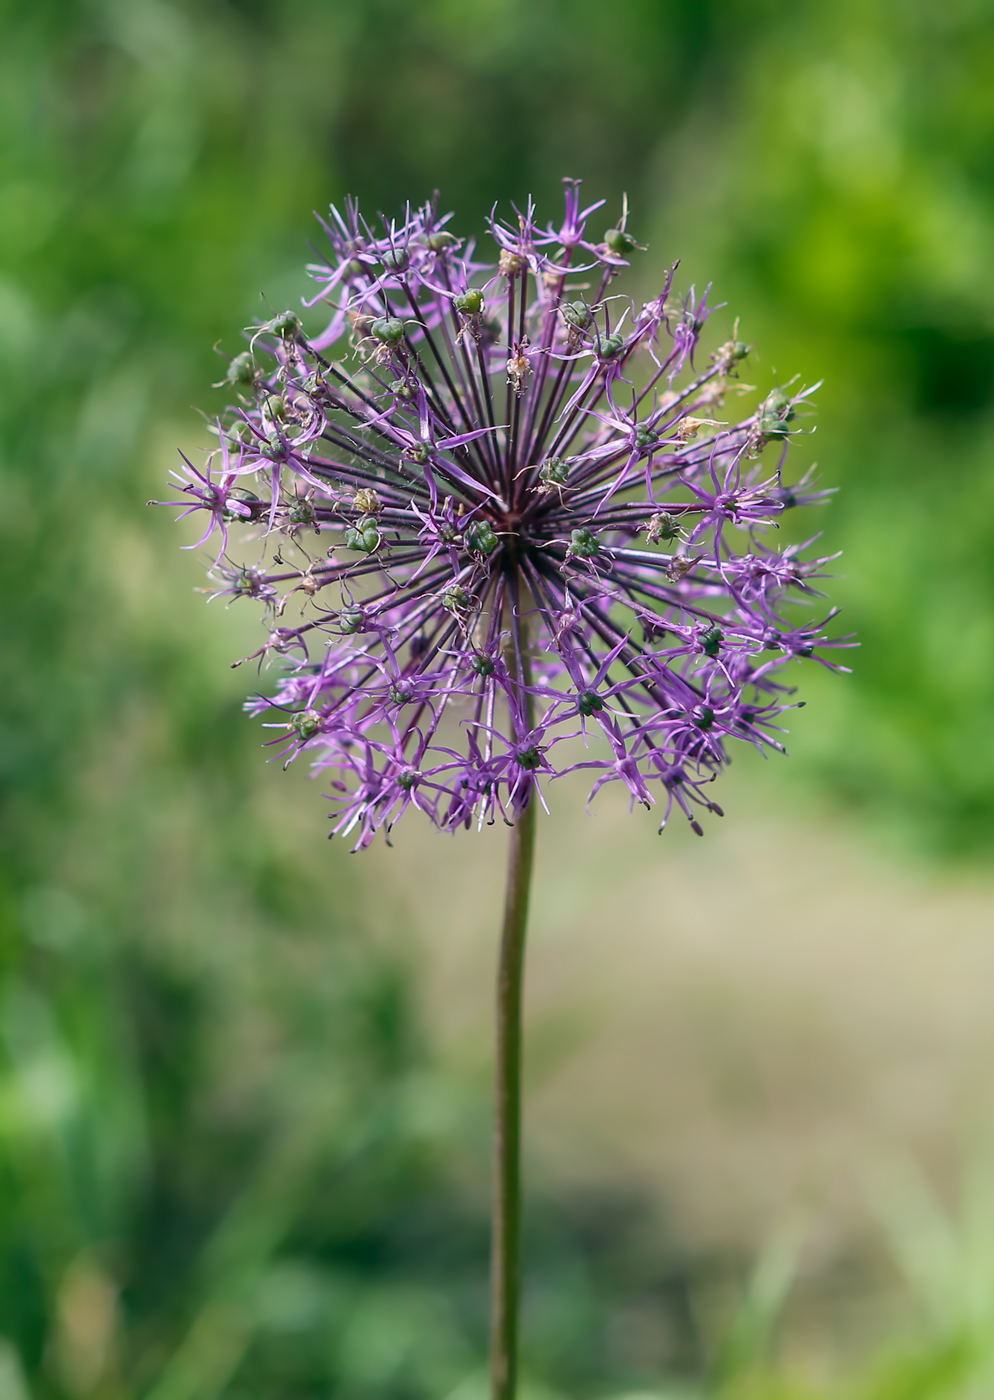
<box><xmin>2</xmin><ymin>0</ymin><xmax>994</xmax><ymax>1396</ymax></box>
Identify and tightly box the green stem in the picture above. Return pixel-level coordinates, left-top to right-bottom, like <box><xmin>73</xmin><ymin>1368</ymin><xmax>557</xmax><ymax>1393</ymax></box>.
<box><xmin>490</xmin><ymin>792</ymin><xmax>536</xmax><ymax>1400</ymax></box>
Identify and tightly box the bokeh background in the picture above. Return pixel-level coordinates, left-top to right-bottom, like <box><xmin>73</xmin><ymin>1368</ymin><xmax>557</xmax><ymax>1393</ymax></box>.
<box><xmin>4</xmin><ymin>1</ymin><xmax>994</xmax><ymax>1396</ymax></box>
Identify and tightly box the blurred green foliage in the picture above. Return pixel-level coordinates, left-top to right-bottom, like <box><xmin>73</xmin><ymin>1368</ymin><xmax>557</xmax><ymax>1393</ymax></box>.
<box><xmin>2</xmin><ymin>0</ymin><xmax>994</xmax><ymax>1396</ymax></box>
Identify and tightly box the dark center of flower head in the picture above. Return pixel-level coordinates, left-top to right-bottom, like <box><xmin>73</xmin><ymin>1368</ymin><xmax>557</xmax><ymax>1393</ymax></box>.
<box><xmin>171</xmin><ymin>182</ymin><xmax>845</xmax><ymax>849</ymax></box>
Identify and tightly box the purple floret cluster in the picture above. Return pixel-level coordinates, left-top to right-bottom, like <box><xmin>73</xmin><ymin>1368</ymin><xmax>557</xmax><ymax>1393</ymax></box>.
<box><xmin>166</xmin><ymin>180</ymin><xmax>849</xmax><ymax>849</ymax></box>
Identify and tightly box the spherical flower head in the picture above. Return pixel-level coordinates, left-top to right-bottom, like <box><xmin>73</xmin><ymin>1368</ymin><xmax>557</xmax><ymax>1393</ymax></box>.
<box><xmin>163</xmin><ymin>180</ymin><xmax>850</xmax><ymax>850</ymax></box>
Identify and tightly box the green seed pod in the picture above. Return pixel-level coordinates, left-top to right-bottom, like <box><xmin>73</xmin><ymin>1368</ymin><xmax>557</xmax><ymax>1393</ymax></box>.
<box><xmin>398</xmin><ymin>769</ymin><xmax>420</xmax><ymax>791</ymax></box>
<box><xmin>561</xmin><ymin>300</ymin><xmax>591</xmax><ymax>330</ymax></box>
<box><xmin>635</xmin><ymin>425</ymin><xmax>659</xmax><ymax>449</ymax></box>
<box><xmin>291</xmin><ymin>710</ymin><xmax>322</xmax><ymax>740</ymax></box>
<box><xmin>464</xmin><ymin>520</ymin><xmax>498</xmax><ymax>554</ymax></box>
<box><xmin>694</xmin><ymin>706</ymin><xmax>716</xmax><ymax>731</ymax></box>
<box><xmin>764</xmin><ymin>387</ymin><xmax>791</xmax><ymax>416</ymax></box>
<box><xmin>516</xmin><ymin>745</ymin><xmax>543</xmax><ymax>770</ymax></box>
<box><xmin>380</xmin><ymin>248</ymin><xmax>410</xmax><ymax>273</ymax></box>
<box><xmin>646</xmin><ymin>511</ymin><xmax>679</xmax><ymax>543</ymax></box>
<box><xmin>269</xmin><ymin>310</ymin><xmax>301</xmax><ymax>339</ymax></box>
<box><xmin>604</xmin><ymin>228</ymin><xmax>638</xmax><ymax>256</ymax></box>
<box><xmin>234</xmin><ymin>567</ymin><xmax>265</xmax><ymax>596</ymax></box>
<box><xmin>570</xmin><ymin>527</ymin><xmax>601</xmax><ymax>558</ymax></box>
<box><xmin>759</xmin><ymin>387</ymin><xmax>795</xmax><ymax>439</ymax></box>
<box><xmin>539</xmin><ymin>456</ymin><xmax>569</xmax><ymax>485</ymax></box>
<box><xmin>225</xmin><ymin>421</ymin><xmax>251</xmax><ymax>448</ymax></box>
<box><xmin>599</xmin><ymin>333</ymin><xmax>625</xmax><ymax>359</ymax></box>
<box><xmin>759</xmin><ymin>412</ymin><xmax>789</xmax><ymax>440</ymax></box>
<box><xmin>372</xmin><ymin>316</ymin><xmax>405</xmax><ymax>344</ymax></box>
<box><xmin>442</xmin><ymin>585</ymin><xmax>470</xmax><ymax>613</ymax></box>
<box><xmin>264</xmin><ymin>394</ymin><xmax>287</xmax><ymax>420</ymax></box>
<box><xmin>344</xmin><ymin>524</ymin><xmax>379</xmax><ymax>553</ymax></box>
<box><xmin>700</xmin><ymin>625</ymin><xmax>724</xmax><ymax>658</ymax></box>
<box><xmin>427</xmin><ymin>231</ymin><xmax>459</xmax><ymax>252</ymax></box>
<box><xmin>226</xmin><ymin>352</ymin><xmax>257</xmax><ymax>386</ymax></box>
<box><xmin>287</xmin><ymin>498</ymin><xmax>316</xmax><ymax>527</ymax></box>
<box><xmin>470</xmin><ymin>653</ymin><xmax>496</xmax><ymax>677</ymax></box>
<box><xmin>454</xmin><ymin>289</ymin><xmax>484</xmax><ymax>316</ymax></box>
<box><xmin>388</xmin><ymin>681</ymin><xmax>415</xmax><ymax>705</ymax></box>
<box><xmin>339</xmin><ymin>606</ymin><xmax>365</xmax><ymax>634</ymax></box>
<box><xmin>577</xmin><ymin>690</ymin><xmax>604</xmax><ymax>716</ymax></box>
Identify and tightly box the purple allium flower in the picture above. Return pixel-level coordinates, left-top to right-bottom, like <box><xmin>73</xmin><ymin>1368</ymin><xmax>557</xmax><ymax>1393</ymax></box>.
<box><xmin>165</xmin><ymin>180</ymin><xmax>849</xmax><ymax>850</ymax></box>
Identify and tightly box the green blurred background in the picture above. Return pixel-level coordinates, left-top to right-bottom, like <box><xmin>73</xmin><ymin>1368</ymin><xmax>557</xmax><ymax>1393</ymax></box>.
<box><xmin>3</xmin><ymin>0</ymin><xmax>994</xmax><ymax>1396</ymax></box>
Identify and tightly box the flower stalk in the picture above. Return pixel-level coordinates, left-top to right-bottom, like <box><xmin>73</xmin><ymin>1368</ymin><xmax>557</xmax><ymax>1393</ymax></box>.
<box><xmin>492</xmin><ymin>786</ymin><xmax>536</xmax><ymax>1400</ymax></box>
<box><xmin>491</xmin><ymin>612</ymin><xmax>536</xmax><ymax>1400</ymax></box>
